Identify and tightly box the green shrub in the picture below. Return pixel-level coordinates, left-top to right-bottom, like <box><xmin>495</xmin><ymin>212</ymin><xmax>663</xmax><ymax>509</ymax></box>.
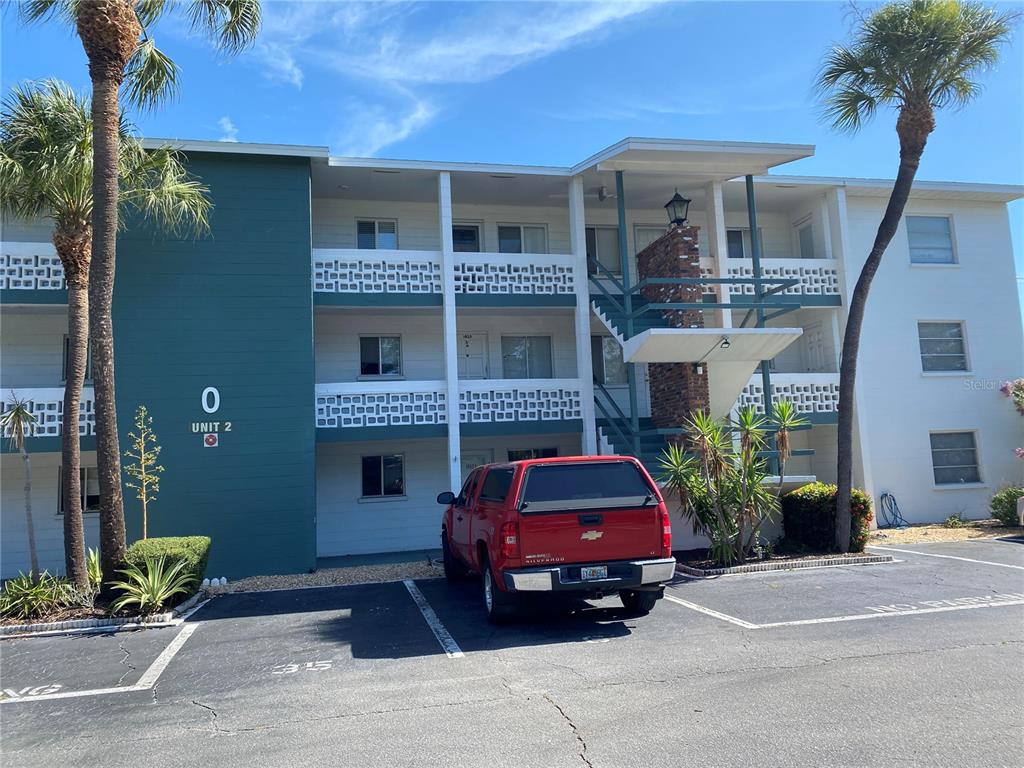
<box><xmin>110</xmin><ymin>556</ymin><xmax>196</xmax><ymax>615</ymax></box>
<box><xmin>0</xmin><ymin>572</ymin><xmax>77</xmax><ymax>620</ymax></box>
<box><xmin>124</xmin><ymin>536</ymin><xmax>210</xmax><ymax>606</ymax></box>
<box><xmin>943</xmin><ymin>513</ymin><xmax>965</xmax><ymax>529</ymax></box>
<box><xmin>990</xmin><ymin>487</ymin><xmax>1023</xmax><ymax>527</ymax></box>
<box><xmin>781</xmin><ymin>482</ymin><xmax>874</xmax><ymax>553</ymax></box>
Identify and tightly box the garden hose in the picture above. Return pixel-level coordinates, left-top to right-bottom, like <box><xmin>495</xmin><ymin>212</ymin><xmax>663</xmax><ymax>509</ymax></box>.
<box><xmin>879</xmin><ymin>492</ymin><xmax>909</xmax><ymax>529</ymax></box>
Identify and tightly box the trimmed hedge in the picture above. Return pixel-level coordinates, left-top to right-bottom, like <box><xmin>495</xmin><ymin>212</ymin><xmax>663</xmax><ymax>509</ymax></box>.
<box><xmin>990</xmin><ymin>487</ymin><xmax>1023</xmax><ymax>527</ymax></box>
<box><xmin>124</xmin><ymin>536</ymin><xmax>211</xmax><ymax>606</ymax></box>
<box><xmin>781</xmin><ymin>482</ymin><xmax>874</xmax><ymax>553</ymax></box>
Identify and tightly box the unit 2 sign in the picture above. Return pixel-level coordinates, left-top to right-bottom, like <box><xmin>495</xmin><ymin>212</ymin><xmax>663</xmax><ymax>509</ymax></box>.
<box><xmin>191</xmin><ymin>387</ymin><xmax>232</xmax><ymax>447</ymax></box>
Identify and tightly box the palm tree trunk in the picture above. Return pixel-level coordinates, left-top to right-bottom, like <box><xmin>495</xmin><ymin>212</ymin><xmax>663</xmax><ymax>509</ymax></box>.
<box><xmin>836</xmin><ymin>107</ymin><xmax>931</xmax><ymax>552</ymax></box>
<box><xmin>22</xmin><ymin>446</ymin><xmax>38</xmax><ymax>575</ymax></box>
<box><xmin>61</xmin><ymin>276</ymin><xmax>90</xmax><ymax>589</ymax></box>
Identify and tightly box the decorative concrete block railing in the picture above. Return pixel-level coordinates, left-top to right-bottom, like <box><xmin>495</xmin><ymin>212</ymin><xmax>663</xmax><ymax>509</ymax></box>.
<box><xmin>315</xmin><ymin>381</ymin><xmax>448</xmax><ymax>428</ymax></box>
<box><xmin>313</xmin><ymin>249</ymin><xmax>443</xmax><ymax>295</ymax></box>
<box><xmin>3</xmin><ymin>243</ymin><xmax>65</xmax><ymax>291</ymax></box>
<box><xmin>0</xmin><ymin>387</ymin><xmax>95</xmax><ymax>437</ymax></box>
<box><xmin>736</xmin><ymin>373</ymin><xmax>840</xmax><ymax>416</ymax></box>
<box><xmin>459</xmin><ymin>378</ymin><xmax>583</xmax><ymax>423</ymax></box>
<box><xmin>453</xmin><ymin>252</ymin><xmax>576</xmax><ymax>296</ymax></box>
<box><xmin>699</xmin><ymin>257</ymin><xmax>840</xmax><ymax>298</ymax></box>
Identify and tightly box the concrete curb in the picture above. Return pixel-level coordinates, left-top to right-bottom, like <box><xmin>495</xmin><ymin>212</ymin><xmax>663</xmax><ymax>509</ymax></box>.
<box><xmin>676</xmin><ymin>554</ymin><xmax>894</xmax><ymax>578</ymax></box>
<box><xmin>0</xmin><ymin>589</ymin><xmax>208</xmax><ymax>639</ymax></box>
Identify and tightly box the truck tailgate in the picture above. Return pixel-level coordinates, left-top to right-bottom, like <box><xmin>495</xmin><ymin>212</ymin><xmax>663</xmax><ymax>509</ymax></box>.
<box><xmin>515</xmin><ymin>460</ymin><xmax>662</xmax><ymax>566</ymax></box>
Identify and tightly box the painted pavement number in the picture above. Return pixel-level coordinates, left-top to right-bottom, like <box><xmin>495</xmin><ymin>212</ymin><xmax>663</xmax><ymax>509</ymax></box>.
<box><xmin>271</xmin><ymin>660</ymin><xmax>333</xmax><ymax>675</ymax></box>
<box><xmin>1</xmin><ymin>685</ymin><xmax>63</xmax><ymax>700</ymax></box>
<box><xmin>866</xmin><ymin>593</ymin><xmax>1024</xmax><ymax>614</ymax></box>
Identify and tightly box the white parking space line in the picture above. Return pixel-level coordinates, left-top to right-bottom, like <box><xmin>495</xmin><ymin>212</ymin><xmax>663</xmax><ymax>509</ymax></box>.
<box><xmin>867</xmin><ymin>545</ymin><xmax>1024</xmax><ymax>571</ymax></box>
<box><xmin>759</xmin><ymin>598</ymin><xmax>1024</xmax><ymax>628</ymax></box>
<box><xmin>403</xmin><ymin>580</ymin><xmax>464</xmax><ymax>659</ymax></box>
<box><xmin>1</xmin><ymin>623</ymin><xmax>199</xmax><ymax>705</ymax></box>
<box><xmin>662</xmin><ymin>594</ymin><xmax>761</xmax><ymax>629</ymax></box>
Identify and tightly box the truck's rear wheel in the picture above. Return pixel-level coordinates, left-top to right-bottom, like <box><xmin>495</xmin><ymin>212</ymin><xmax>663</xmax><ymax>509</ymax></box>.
<box><xmin>481</xmin><ymin>553</ymin><xmax>517</xmax><ymax>624</ymax></box>
<box><xmin>442</xmin><ymin>534</ymin><xmax>468</xmax><ymax>582</ymax></box>
<box><xmin>620</xmin><ymin>589</ymin><xmax>659</xmax><ymax>616</ymax></box>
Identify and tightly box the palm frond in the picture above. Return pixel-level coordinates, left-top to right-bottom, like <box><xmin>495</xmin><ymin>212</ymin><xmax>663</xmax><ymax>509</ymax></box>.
<box><xmin>119</xmin><ymin>147</ymin><xmax>212</xmax><ymax>238</ymax></box>
<box><xmin>1</xmin><ymin>394</ymin><xmax>37</xmax><ymax>451</ymax></box>
<box><xmin>186</xmin><ymin>0</ymin><xmax>262</xmax><ymax>54</ymax></box>
<box><xmin>19</xmin><ymin>0</ymin><xmax>78</xmax><ymax>25</ymax></box>
<box><xmin>123</xmin><ymin>38</ymin><xmax>180</xmax><ymax>112</ymax></box>
<box><xmin>135</xmin><ymin>0</ymin><xmax>172</xmax><ymax>28</ymax></box>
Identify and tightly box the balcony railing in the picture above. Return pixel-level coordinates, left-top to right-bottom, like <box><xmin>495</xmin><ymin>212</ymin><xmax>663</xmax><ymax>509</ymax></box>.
<box><xmin>453</xmin><ymin>252</ymin><xmax>576</xmax><ymax>297</ymax></box>
<box><xmin>315</xmin><ymin>378</ymin><xmax>583</xmax><ymax>429</ymax></box>
<box><xmin>700</xmin><ymin>257</ymin><xmax>840</xmax><ymax>298</ymax></box>
<box><xmin>3</xmin><ymin>243</ymin><xmax>65</xmax><ymax>291</ymax></box>
<box><xmin>736</xmin><ymin>373</ymin><xmax>840</xmax><ymax>416</ymax></box>
<box><xmin>459</xmin><ymin>378</ymin><xmax>582</xmax><ymax>423</ymax></box>
<box><xmin>0</xmin><ymin>387</ymin><xmax>95</xmax><ymax>437</ymax></box>
<box><xmin>313</xmin><ymin>249</ymin><xmax>442</xmax><ymax>296</ymax></box>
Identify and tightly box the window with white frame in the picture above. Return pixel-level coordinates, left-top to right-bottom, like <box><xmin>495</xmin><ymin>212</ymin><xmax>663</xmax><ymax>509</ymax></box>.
<box><xmin>452</xmin><ymin>223</ymin><xmax>481</xmax><ymax>253</ymax></box>
<box><xmin>508</xmin><ymin>448</ymin><xmax>558</xmax><ymax>461</ymax></box>
<box><xmin>591</xmin><ymin>336</ymin><xmax>627</xmax><ymax>386</ymax></box>
<box><xmin>58</xmin><ymin>467</ymin><xmax>100</xmax><ymax>514</ymax></box>
<box><xmin>798</xmin><ymin>223</ymin><xmax>815</xmax><ymax>259</ymax></box>
<box><xmin>907</xmin><ymin>216</ymin><xmax>955</xmax><ymax>264</ymax></box>
<box><xmin>501</xmin><ymin>336</ymin><xmax>553</xmax><ymax>378</ymax></box>
<box><xmin>585</xmin><ymin>226</ymin><xmax>620</xmax><ymax>275</ymax></box>
<box><xmin>917</xmin><ymin>322</ymin><xmax>968</xmax><ymax>372</ymax></box>
<box><xmin>361</xmin><ymin>454</ymin><xmax>405</xmax><ymax>497</ymax></box>
<box><xmin>497</xmin><ymin>224</ymin><xmax>546</xmax><ymax>254</ymax></box>
<box><xmin>356</xmin><ymin>219</ymin><xmax>398</xmax><ymax>250</ymax></box>
<box><xmin>360</xmin><ymin>336</ymin><xmax>402</xmax><ymax>376</ymax></box>
<box><xmin>726</xmin><ymin>228</ymin><xmax>765</xmax><ymax>259</ymax></box>
<box><xmin>634</xmin><ymin>226</ymin><xmax>667</xmax><ymax>254</ymax></box>
<box><xmin>929</xmin><ymin>432</ymin><xmax>980</xmax><ymax>485</ymax></box>
<box><xmin>62</xmin><ymin>334</ymin><xmax>92</xmax><ymax>383</ymax></box>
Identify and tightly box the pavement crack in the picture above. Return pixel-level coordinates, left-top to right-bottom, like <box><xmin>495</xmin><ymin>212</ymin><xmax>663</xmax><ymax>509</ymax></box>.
<box><xmin>543</xmin><ymin>693</ymin><xmax>593</xmax><ymax>768</ymax></box>
<box><xmin>116</xmin><ymin>636</ymin><xmax>137</xmax><ymax>687</ymax></box>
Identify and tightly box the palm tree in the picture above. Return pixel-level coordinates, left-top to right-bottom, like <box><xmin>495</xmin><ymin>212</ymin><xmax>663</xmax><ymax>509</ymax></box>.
<box><xmin>0</xmin><ymin>79</ymin><xmax>211</xmax><ymax>588</ymax></box>
<box><xmin>1</xmin><ymin>395</ymin><xmax>40</xmax><ymax>575</ymax></box>
<box><xmin>816</xmin><ymin>0</ymin><xmax>1015</xmax><ymax>552</ymax></box>
<box><xmin>19</xmin><ymin>0</ymin><xmax>260</xmax><ymax>584</ymax></box>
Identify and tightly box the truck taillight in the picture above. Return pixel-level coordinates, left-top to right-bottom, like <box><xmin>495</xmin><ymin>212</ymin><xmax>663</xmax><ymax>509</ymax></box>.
<box><xmin>500</xmin><ymin>521</ymin><xmax>520</xmax><ymax>559</ymax></box>
<box><xmin>660</xmin><ymin>507</ymin><xmax>672</xmax><ymax>557</ymax></box>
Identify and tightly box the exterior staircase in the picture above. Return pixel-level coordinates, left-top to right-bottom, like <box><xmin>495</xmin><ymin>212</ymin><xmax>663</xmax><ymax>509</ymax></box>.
<box><xmin>596</xmin><ymin>417</ymin><xmax>670</xmax><ymax>479</ymax></box>
<box><xmin>590</xmin><ymin>295</ymin><xmax>668</xmax><ymax>343</ymax></box>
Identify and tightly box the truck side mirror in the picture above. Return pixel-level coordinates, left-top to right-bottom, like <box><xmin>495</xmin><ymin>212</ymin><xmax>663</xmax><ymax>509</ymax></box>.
<box><xmin>436</xmin><ymin>491</ymin><xmax>456</xmax><ymax>505</ymax></box>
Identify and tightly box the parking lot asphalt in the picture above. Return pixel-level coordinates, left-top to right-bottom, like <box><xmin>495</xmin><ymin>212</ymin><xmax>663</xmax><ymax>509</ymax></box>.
<box><xmin>2</xmin><ymin>539</ymin><xmax>1022</xmax><ymax>768</ymax></box>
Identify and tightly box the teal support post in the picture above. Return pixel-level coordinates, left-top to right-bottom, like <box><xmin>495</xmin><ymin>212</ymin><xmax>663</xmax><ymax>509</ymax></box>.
<box><xmin>615</xmin><ymin>170</ymin><xmax>641</xmax><ymax>456</ymax></box>
<box><xmin>745</xmin><ymin>174</ymin><xmax>777</xmax><ymax>472</ymax></box>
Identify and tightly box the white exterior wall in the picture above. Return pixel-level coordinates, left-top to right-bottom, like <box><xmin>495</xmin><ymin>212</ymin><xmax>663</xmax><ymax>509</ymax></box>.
<box><xmin>1</xmin><ymin>452</ymin><xmax>100</xmax><ymax>578</ymax></box>
<box><xmin>313</xmin><ymin>199</ymin><xmax>441</xmax><ymax>250</ymax></box>
<box><xmin>844</xmin><ymin>196</ymin><xmax>1024</xmax><ymax>522</ymax></box>
<box><xmin>461</xmin><ymin>432</ymin><xmax>583</xmax><ymax>466</ymax></box>
<box><xmin>1</xmin><ymin>311</ymin><xmax>67</xmax><ymax>388</ymax></box>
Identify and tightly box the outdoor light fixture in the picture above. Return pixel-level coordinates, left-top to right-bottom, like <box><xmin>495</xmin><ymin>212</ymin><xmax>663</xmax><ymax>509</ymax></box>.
<box><xmin>664</xmin><ymin>189</ymin><xmax>691</xmax><ymax>226</ymax></box>
<box><xmin>720</xmin><ymin>336</ymin><xmax>732</xmax><ymax>349</ymax></box>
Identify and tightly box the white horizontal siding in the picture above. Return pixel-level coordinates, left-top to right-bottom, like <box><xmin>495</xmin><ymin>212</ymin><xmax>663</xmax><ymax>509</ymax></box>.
<box><xmin>460</xmin><ymin>432</ymin><xmax>583</xmax><ymax>465</ymax></box>
<box><xmin>315</xmin><ymin>310</ymin><xmax>446</xmax><ymax>383</ymax></box>
<box><xmin>312</xmin><ymin>199</ymin><xmax>441</xmax><ymax>251</ymax></box>
<box><xmin>1</xmin><ymin>311</ymin><xmax>67</xmax><ymax>388</ymax></box>
<box><xmin>1</xmin><ymin>452</ymin><xmax>100</xmax><ymax>578</ymax></box>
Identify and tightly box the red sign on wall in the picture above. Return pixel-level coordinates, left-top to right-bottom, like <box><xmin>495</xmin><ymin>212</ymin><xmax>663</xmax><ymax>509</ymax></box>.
<box><xmin>203</xmin><ymin>433</ymin><xmax>219</xmax><ymax>448</ymax></box>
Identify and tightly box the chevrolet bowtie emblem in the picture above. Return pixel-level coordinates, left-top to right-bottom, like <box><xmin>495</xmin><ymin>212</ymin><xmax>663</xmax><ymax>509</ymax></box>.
<box><xmin>580</xmin><ymin>530</ymin><xmax>603</xmax><ymax>541</ymax></box>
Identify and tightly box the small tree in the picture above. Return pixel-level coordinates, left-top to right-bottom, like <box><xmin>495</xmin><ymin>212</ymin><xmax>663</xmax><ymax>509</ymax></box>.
<box><xmin>124</xmin><ymin>405</ymin><xmax>164</xmax><ymax>540</ymax></box>
<box><xmin>1</xmin><ymin>394</ymin><xmax>39</xmax><ymax>574</ymax></box>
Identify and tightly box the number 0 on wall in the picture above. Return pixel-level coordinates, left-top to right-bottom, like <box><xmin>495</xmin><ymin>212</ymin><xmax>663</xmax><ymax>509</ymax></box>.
<box><xmin>202</xmin><ymin>387</ymin><xmax>220</xmax><ymax>414</ymax></box>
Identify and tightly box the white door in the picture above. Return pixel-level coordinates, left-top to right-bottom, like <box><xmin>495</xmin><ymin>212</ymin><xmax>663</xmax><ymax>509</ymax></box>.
<box><xmin>461</xmin><ymin>451</ymin><xmax>492</xmax><ymax>476</ymax></box>
<box><xmin>457</xmin><ymin>332</ymin><xmax>488</xmax><ymax>379</ymax></box>
<box><xmin>804</xmin><ymin>321</ymin><xmax>828</xmax><ymax>372</ymax></box>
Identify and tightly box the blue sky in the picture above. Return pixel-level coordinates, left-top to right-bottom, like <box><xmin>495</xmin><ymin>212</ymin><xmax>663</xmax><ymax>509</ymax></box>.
<box><xmin>2</xmin><ymin>1</ymin><xmax>1022</xmax><ymax>301</ymax></box>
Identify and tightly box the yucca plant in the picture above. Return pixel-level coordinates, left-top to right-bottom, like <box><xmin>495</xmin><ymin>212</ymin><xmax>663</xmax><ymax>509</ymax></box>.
<box><xmin>1</xmin><ymin>394</ymin><xmax>39</xmax><ymax>575</ymax></box>
<box><xmin>0</xmin><ymin>572</ymin><xmax>74</xmax><ymax>619</ymax></box>
<box><xmin>87</xmin><ymin>547</ymin><xmax>102</xmax><ymax>592</ymax></box>
<box><xmin>109</xmin><ymin>555</ymin><xmax>195</xmax><ymax>615</ymax></box>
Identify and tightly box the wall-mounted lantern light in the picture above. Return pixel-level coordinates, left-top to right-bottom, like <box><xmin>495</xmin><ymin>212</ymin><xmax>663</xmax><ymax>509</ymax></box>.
<box><xmin>664</xmin><ymin>189</ymin><xmax>691</xmax><ymax>227</ymax></box>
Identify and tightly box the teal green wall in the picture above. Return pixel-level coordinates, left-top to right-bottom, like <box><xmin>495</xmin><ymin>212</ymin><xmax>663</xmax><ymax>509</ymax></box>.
<box><xmin>113</xmin><ymin>152</ymin><xmax>315</xmax><ymax>578</ymax></box>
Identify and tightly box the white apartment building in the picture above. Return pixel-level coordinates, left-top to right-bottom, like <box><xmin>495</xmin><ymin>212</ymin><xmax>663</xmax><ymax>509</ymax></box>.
<box><xmin>2</xmin><ymin>137</ymin><xmax>1021</xmax><ymax>578</ymax></box>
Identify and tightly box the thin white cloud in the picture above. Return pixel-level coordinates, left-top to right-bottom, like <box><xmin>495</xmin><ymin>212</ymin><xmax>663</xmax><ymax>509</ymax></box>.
<box><xmin>249</xmin><ymin>1</ymin><xmax>666</xmax><ymax>155</ymax></box>
<box><xmin>218</xmin><ymin>116</ymin><xmax>239</xmax><ymax>142</ymax></box>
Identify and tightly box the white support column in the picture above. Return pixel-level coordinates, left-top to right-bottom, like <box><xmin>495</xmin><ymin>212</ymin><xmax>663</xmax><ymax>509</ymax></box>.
<box><xmin>705</xmin><ymin>180</ymin><xmax>732</xmax><ymax>328</ymax></box>
<box><xmin>569</xmin><ymin>175</ymin><xmax>598</xmax><ymax>454</ymax></box>
<box><xmin>439</xmin><ymin>171</ymin><xmax>462</xmax><ymax>492</ymax></box>
<box><xmin>826</xmin><ymin>186</ymin><xmax>875</xmax><ymax>502</ymax></box>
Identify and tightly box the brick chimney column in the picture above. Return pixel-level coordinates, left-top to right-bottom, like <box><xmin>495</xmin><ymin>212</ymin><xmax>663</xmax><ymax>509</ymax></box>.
<box><xmin>635</xmin><ymin>225</ymin><xmax>710</xmax><ymax>431</ymax></box>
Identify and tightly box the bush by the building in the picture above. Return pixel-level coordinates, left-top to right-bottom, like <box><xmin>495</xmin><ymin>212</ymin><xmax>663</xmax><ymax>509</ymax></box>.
<box><xmin>781</xmin><ymin>482</ymin><xmax>873</xmax><ymax>552</ymax></box>
<box><xmin>124</xmin><ymin>536</ymin><xmax>211</xmax><ymax>605</ymax></box>
<box><xmin>990</xmin><ymin>486</ymin><xmax>1023</xmax><ymax>527</ymax></box>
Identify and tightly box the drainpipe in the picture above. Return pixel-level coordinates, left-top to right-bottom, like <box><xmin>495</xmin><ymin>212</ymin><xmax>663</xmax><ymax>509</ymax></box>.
<box><xmin>745</xmin><ymin>174</ymin><xmax>777</xmax><ymax>473</ymax></box>
<box><xmin>616</xmin><ymin>170</ymin><xmax>641</xmax><ymax>457</ymax></box>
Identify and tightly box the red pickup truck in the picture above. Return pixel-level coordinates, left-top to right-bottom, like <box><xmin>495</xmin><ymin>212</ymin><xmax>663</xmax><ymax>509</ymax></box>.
<box><xmin>436</xmin><ymin>455</ymin><xmax>675</xmax><ymax>622</ymax></box>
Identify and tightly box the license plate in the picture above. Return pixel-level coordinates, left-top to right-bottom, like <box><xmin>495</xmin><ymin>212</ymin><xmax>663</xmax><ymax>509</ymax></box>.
<box><xmin>581</xmin><ymin>566</ymin><xmax>608</xmax><ymax>581</ymax></box>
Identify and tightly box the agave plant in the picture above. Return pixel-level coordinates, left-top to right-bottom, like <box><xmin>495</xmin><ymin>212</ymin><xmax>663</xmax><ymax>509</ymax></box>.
<box><xmin>0</xmin><ymin>572</ymin><xmax>76</xmax><ymax>619</ymax></box>
<box><xmin>109</xmin><ymin>555</ymin><xmax>195</xmax><ymax>615</ymax></box>
<box><xmin>87</xmin><ymin>547</ymin><xmax>102</xmax><ymax>593</ymax></box>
